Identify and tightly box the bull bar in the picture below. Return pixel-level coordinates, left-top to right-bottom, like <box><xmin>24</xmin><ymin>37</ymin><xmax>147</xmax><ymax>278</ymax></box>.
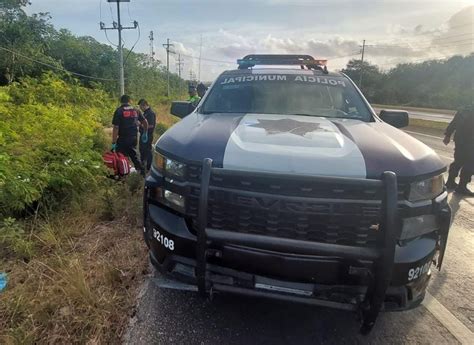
<box><xmin>195</xmin><ymin>158</ymin><xmax>400</xmax><ymax>334</ymax></box>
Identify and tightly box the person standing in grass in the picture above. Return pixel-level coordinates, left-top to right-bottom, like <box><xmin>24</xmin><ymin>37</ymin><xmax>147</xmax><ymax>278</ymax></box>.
<box><xmin>188</xmin><ymin>85</ymin><xmax>201</xmax><ymax>108</ymax></box>
<box><xmin>112</xmin><ymin>95</ymin><xmax>148</xmax><ymax>176</ymax></box>
<box><xmin>138</xmin><ymin>99</ymin><xmax>156</xmax><ymax>172</ymax></box>
<box><xmin>444</xmin><ymin>105</ymin><xmax>474</xmax><ymax>196</ymax></box>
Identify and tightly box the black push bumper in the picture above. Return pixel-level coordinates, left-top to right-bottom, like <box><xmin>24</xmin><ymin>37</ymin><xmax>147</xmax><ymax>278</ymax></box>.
<box><xmin>144</xmin><ymin>159</ymin><xmax>451</xmax><ymax>334</ymax></box>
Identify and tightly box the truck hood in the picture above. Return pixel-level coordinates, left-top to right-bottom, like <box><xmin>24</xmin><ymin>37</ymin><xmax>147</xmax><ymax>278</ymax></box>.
<box><xmin>157</xmin><ymin>113</ymin><xmax>445</xmax><ymax>179</ymax></box>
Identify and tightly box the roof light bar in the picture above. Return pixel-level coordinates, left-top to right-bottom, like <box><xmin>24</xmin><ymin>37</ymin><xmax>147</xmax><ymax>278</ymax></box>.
<box><xmin>237</xmin><ymin>54</ymin><xmax>328</xmax><ymax>73</ymax></box>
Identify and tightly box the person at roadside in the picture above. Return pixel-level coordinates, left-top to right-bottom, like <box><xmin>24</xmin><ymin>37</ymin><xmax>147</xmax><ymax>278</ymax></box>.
<box><xmin>112</xmin><ymin>95</ymin><xmax>148</xmax><ymax>176</ymax></box>
<box><xmin>188</xmin><ymin>85</ymin><xmax>201</xmax><ymax>108</ymax></box>
<box><xmin>138</xmin><ymin>99</ymin><xmax>156</xmax><ymax>172</ymax></box>
<box><xmin>443</xmin><ymin>105</ymin><xmax>474</xmax><ymax>196</ymax></box>
<box><xmin>197</xmin><ymin>82</ymin><xmax>208</xmax><ymax>99</ymax></box>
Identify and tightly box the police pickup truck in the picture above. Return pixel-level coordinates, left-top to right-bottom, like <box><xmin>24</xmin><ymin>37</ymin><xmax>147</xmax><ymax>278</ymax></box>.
<box><xmin>143</xmin><ymin>55</ymin><xmax>451</xmax><ymax>333</ymax></box>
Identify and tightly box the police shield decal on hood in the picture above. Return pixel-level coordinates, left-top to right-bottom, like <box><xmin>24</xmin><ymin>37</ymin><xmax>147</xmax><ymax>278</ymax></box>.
<box><xmin>157</xmin><ymin>112</ymin><xmax>444</xmax><ymax>180</ymax></box>
<box><xmin>223</xmin><ymin>114</ymin><xmax>367</xmax><ymax>178</ymax></box>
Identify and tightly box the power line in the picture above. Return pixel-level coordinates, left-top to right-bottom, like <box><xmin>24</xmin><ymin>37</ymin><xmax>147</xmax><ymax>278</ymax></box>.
<box><xmin>379</xmin><ymin>33</ymin><xmax>473</xmax><ymax>48</ymax></box>
<box><xmin>373</xmin><ymin>29</ymin><xmax>473</xmax><ymax>48</ymax></box>
<box><xmin>330</xmin><ymin>52</ymin><xmax>360</xmax><ymax>60</ymax></box>
<box><xmin>100</xmin><ymin>0</ymin><xmax>139</xmax><ymax>95</ymax></box>
<box><xmin>0</xmin><ymin>46</ymin><xmax>118</xmax><ymax>81</ymax></box>
<box><xmin>100</xmin><ymin>0</ymin><xmax>118</xmax><ymax>47</ymax></box>
<box><xmin>108</xmin><ymin>1</ymin><xmax>115</xmax><ymax>22</ymax></box>
<box><xmin>177</xmin><ymin>52</ymin><xmax>234</xmax><ymax>65</ymax></box>
<box><xmin>392</xmin><ymin>22</ymin><xmax>474</xmax><ymax>39</ymax></box>
<box><xmin>373</xmin><ymin>38</ymin><xmax>474</xmax><ymax>50</ymax></box>
<box><xmin>127</xmin><ymin>2</ymin><xmax>133</xmax><ymax>22</ymax></box>
<box><xmin>123</xmin><ymin>22</ymin><xmax>141</xmax><ymax>66</ymax></box>
<box><xmin>376</xmin><ymin>53</ymin><xmax>469</xmax><ymax>67</ymax></box>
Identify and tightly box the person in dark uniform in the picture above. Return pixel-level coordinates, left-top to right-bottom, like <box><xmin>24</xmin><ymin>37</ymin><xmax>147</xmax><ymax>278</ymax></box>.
<box><xmin>444</xmin><ymin>105</ymin><xmax>474</xmax><ymax>196</ymax></box>
<box><xmin>138</xmin><ymin>99</ymin><xmax>156</xmax><ymax>172</ymax></box>
<box><xmin>197</xmin><ymin>82</ymin><xmax>208</xmax><ymax>99</ymax></box>
<box><xmin>112</xmin><ymin>95</ymin><xmax>148</xmax><ymax>175</ymax></box>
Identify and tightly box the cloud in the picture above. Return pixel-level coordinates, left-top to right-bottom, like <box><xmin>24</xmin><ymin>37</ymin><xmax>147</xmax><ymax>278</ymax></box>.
<box><xmin>381</xmin><ymin>6</ymin><xmax>473</xmax><ymax>58</ymax></box>
<box><xmin>216</xmin><ymin>30</ymin><xmax>426</xmax><ymax>63</ymax></box>
<box><xmin>431</xmin><ymin>6</ymin><xmax>473</xmax><ymax>54</ymax></box>
<box><xmin>217</xmin><ymin>31</ymin><xmax>361</xmax><ymax>59</ymax></box>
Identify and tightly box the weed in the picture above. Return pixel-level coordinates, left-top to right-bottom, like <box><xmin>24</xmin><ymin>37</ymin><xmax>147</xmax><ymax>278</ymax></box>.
<box><xmin>0</xmin><ymin>189</ymin><xmax>147</xmax><ymax>344</ymax></box>
<box><xmin>0</xmin><ymin>218</ymin><xmax>35</xmax><ymax>260</ymax></box>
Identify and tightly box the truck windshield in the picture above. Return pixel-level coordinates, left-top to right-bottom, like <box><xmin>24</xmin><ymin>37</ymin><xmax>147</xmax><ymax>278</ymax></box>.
<box><xmin>201</xmin><ymin>73</ymin><xmax>373</xmax><ymax>121</ymax></box>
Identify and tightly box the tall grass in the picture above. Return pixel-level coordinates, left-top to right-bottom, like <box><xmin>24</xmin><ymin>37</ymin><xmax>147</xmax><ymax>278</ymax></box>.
<box><xmin>0</xmin><ymin>176</ymin><xmax>147</xmax><ymax>344</ymax></box>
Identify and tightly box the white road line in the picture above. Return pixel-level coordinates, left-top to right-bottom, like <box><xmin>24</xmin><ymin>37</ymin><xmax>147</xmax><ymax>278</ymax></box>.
<box><xmin>405</xmin><ymin>130</ymin><xmax>445</xmax><ymax>140</ymax></box>
<box><xmin>423</xmin><ymin>292</ymin><xmax>474</xmax><ymax>345</ymax></box>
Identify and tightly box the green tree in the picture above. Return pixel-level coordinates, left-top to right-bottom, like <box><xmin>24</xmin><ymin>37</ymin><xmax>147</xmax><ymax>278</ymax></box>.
<box><xmin>0</xmin><ymin>0</ymin><xmax>56</xmax><ymax>84</ymax></box>
<box><xmin>342</xmin><ymin>54</ymin><xmax>474</xmax><ymax>109</ymax></box>
<box><xmin>46</xmin><ymin>29</ymin><xmax>119</xmax><ymax>92</ymax></box>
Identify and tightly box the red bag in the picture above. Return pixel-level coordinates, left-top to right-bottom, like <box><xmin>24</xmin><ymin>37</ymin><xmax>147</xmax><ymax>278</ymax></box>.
<box><xmin>103</xmin><ymin>151</ymin><xmax>131</xmax><ymax>176</ymax></box>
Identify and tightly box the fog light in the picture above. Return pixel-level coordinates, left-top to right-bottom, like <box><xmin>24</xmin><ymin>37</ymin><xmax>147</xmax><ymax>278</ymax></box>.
<box><xmin>400</xmin><ymin>215</ymin><xmax>438</xmax><ymax>240</ymax></box>
<box><xmin>164</xmin><ymin>189</ymin><xmax>185</xmax><ymax>211</ymax></box>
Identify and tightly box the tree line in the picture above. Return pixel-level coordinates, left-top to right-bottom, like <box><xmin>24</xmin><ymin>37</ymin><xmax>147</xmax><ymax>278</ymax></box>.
<box><xmin>0</xmin><ymin>0</ymin><xmax>186</xmax><ymax>101</ymax></box>
<box><xmin>342</xmin><ymin>55</ymin><xmax>474</xmax><ymax>110</ymax></box>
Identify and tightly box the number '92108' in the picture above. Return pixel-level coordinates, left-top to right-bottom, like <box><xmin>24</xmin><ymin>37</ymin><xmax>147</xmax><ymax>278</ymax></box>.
<box><xmin>408</xmin><ymin>262</ymin><xmax>431</xmax><ymax>282</ymax></box>
<box><xmin>153</xmin><ymin>229</ymin><xmax>175</xmax><ymax>251</ymax></box>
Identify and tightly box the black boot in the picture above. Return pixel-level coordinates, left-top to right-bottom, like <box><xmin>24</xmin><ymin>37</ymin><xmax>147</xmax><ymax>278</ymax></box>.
<box><xmin>455</xmin><ymin>169</ymin><xmax>474</xmax><ymax>196</ymax></box>
<box><xmin>445</xmin><ymin>178</ymin><xmax>458</xmax><ymax>190</ymax></box>
<box><xmin>446</xmin><ymin>161</ymin><xmax>461</xmax><ymax>190</ymax></box>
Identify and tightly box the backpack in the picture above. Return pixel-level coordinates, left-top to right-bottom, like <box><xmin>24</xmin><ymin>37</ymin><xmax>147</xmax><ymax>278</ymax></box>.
<box><xmin>103</xmin><ymin>151</ymin><xmax>131</xmax><ymax>176</ymax></box>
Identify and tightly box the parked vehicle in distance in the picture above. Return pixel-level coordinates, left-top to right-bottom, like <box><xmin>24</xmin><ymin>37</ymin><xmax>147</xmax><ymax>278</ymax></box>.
<box><xmin>143</xmin><ymin>55</ymin><xmax>451</xmax><ymax>333</ymax></box>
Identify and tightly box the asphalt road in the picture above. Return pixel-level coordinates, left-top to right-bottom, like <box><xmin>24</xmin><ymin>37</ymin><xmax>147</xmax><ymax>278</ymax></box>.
<box><xmin>124</xmin><ymin>127</ymin><xmax>474</xmax><ymax>345</ymax></box>
<box><xmin>373</xmin><ymin>107</ymin><xmax>455</xmax><ymax>123</ymax></box>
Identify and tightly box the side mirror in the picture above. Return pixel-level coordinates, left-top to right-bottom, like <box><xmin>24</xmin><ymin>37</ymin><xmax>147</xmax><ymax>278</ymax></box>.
<box><xmin>170</xmin><ymin>101</ymin><xmax>194</xmax><ymax>119</ymax></box>
<box><xmin>379</xmin><ymin>110</ymin><xmax>409</xmax><ymax>128</ymax></box>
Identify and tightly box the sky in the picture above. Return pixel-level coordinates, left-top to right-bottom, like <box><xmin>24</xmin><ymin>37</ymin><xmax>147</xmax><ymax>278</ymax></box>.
<box><xmin>26</xmin><ymin>0</ymin><xmax>474</xmax><ymax>82</ymax></box>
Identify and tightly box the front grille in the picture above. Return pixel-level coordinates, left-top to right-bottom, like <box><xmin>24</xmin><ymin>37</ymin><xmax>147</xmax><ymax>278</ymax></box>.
<box><xmin>187</xmin><ymin>164</ymin><xmax>407</xmax><ymax>199</ymax></box>
<box><xmin>186</xmin><ymin>169</ymin><xmax>387</xmax><ymax>248</ymax></box>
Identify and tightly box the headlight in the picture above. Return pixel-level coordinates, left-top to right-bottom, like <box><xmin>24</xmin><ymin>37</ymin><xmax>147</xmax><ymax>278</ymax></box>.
<box><xmin>165</xmin><ymin>158</ymin><xmax>186</xmax><ymax>178</ymax></box>
<box><xmin>150</xmin><ymin>187</ymin><xmax>186</xmax><ymax>213</ymax></box>
<box><xmin>408</xmin><ymin>175</ymin><xmax>444</xmax><ymax>202</ymax></box>
<box><xmin>154</xmin><ymin>152</ymin><xmax>186</xmax><ymax>178</ymax></box>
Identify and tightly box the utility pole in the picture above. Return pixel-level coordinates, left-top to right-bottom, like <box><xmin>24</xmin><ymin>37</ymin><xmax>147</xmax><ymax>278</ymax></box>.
<box><xmin>163</xmin><ymin>38</ymin><xmax>174</xmax><ymax>97</ymax></box>
<box><xmin>198</xmin><ymin>34</ymin><xmax>203</xmax><ymax>81</ymax></box>
<box><xmin>149</xmin><ymin>31</ymin><xmax>155</xmax><ymax>62</ymax></box>
<box><xmin>176</xmin><ymin>54</ymin><xmax>184</xmax><ymax>79</ymax></box>
<box><xmin>100</xmin><ymin>0</ymin><xmax>138</xmax><ymax>95</ymax></box>
<box><xmin>359</xmin><ymin>39</ymin><xmax>366</xmax><ymax>90</ymax></box>
<box><xmin>189</xmin><ymin>69</ymin><xmax>196</xmax><ymax>83</ymax></box>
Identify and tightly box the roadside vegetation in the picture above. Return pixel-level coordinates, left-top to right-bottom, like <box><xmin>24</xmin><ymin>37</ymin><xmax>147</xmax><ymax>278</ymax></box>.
<box><xmin>343</xmin><ymin>55</ymin><xmax>474</xmax><ymax>110</ymax></box>
<box><xmin>0</xmin><ymin>82</ymin><xmax>178</xmax><ymax>343</ymax></box>
<box><xmin>0</xmin><ymin>2</ymin><xmax>182</xmax><ymax>343</ymax></box>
